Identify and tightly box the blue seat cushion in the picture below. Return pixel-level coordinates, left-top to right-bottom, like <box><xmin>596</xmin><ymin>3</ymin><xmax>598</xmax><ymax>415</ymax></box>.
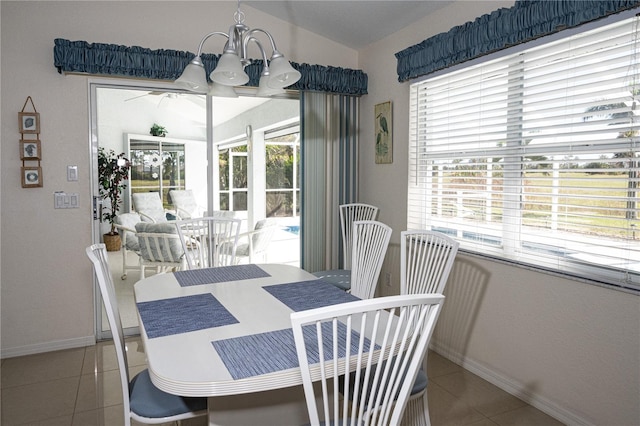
<box><xmin>339</xmin><ymin>362</ymin><xmax>428</xmax><ymax>402</ymax></box>
<box><xmin>129</xmin><ymin>369</ymin><xmax>207</xmax><ymax>419</ymax></box>
<box><xmin>312</xmin><ymin>269</ymin><xmax>351</xmax><ymax>291</ymax></box>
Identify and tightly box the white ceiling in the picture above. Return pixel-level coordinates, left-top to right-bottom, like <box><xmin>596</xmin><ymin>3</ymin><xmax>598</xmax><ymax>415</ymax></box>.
<box><xmin>244</xmin><ymin>1</ymin><xmax>454</xmax><ymax>49</ymax></box>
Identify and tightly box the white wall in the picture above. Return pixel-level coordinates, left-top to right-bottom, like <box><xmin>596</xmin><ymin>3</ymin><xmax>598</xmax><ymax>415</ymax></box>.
<box><xmin>358</xmin><ymin>1</ymin><xmax>640</xmax><ymax>425</ymax></box>
<box><xmin>0</xmin><ymin>1</ymin><xmax>357</xmax><ymax>357</ymax></box>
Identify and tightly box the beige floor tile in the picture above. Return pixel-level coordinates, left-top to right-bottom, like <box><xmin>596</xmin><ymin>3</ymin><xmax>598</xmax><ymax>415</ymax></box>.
<box><xmin>124</xmin><ymin>337</ymin><xmax>149</xmax><ymax>368</ymax></box>
<box><xmin>467</xmin><ymin>419</ymin><xmax>500</xmax><ymax>426</ymax></box>
<box><xmin>1</xmin><ymin>346</ymin><xmax>85</xmax><ymax>388</ymax></box>
<box><xmin>1</xmin><ymin>376</ymin><xmax>79</xmax><ymax>425</ymax></box>
<box><xmin>83</xmin><ymin>341</ymin><xmax>120</xmax><ymax>374</ymax></box>
<box><xmin>72</xmin><ymin>405</ymin><xmax>125</xmax><ymax>426</ymax></box>
<box><xmin>490</xmin><ymin>405</ymin><xmax>565</xmax><ymax>426</ymax></box>
<box><xmin>427</xmin><ymin>350</ymin><xmax>464</xmax><ymax>378</ymax></box>
<box><xmin>75</xmin><ymin>369</ymin><xmax>124</xmax><ymax>412</ymax></box>
<box><xmin>16</xmin><ymin>415</ymin><xmax>75</xmax><ymax>425</ymax></box>
<box><xmin>431</xmin><ymin>370</ymin><xmax>527</xmax><ymax>418</ymax></box>
<box><xmin>428</xmin><ymin>381</ymin><xmax>487</xmax><ymax>425</ymax></box>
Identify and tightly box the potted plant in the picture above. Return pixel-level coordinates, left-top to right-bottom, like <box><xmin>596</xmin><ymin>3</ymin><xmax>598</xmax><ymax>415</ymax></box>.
<box><xmin>150</xmin><ymin>123</ymin><xmax>168</xmax><ymax>137</ymax></box>
<box><xmin>98</xmin><ymin>147</ymin><xmax>132</xmax><ymax>251</ymax></box>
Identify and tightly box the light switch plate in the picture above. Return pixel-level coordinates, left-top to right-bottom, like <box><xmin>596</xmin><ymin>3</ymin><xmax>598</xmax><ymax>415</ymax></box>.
<box><xmin>67</xmin><ymin>165</ymin><xmax>78</xmax><ymax>181</ymax></box>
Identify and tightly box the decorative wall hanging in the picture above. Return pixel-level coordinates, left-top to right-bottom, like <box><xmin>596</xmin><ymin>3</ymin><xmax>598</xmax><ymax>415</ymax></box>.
<box><xmin>19</xmin><ymin>96</ymin><xmax>42</xmax><ymax>188</ymax></box>
<box><xmin>374</xmin><ymin>101</ymin><xmax>393</xmax><ymax>164</ymax></box>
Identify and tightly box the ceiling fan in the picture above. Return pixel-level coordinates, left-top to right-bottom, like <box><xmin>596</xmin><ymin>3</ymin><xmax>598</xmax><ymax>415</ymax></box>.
<box><xmin>124</xmin><ymin>91</ymin><xmax>206</xmax><ymax>109</ymax></box>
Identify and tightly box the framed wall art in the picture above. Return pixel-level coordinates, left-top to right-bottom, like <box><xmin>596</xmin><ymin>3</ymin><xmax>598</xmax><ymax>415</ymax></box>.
<box><xmin>374</xmin><ymin>101</ymin><xmax>393</xmax><ymax>164</ymax></box>
<box><xmin>19</xmin><ymin>112</ymin><xmax>40</xmax><ymax>134</ymax></box>
<box><xmin>21</xmin><ymin>166</ymin><xmax>43</xmax><ymax>188</ymax></box>
<box><xmin>20</xmin><ymin>139</ymin><xmax>42</xmax><ymax>160</ymax></box>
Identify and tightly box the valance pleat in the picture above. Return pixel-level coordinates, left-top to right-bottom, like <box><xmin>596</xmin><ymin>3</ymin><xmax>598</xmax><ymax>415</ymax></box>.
<box><xmin>395</xmin><ymin>0</ymin><xmax>640</xmax><ymax>82</ymax></box>
<box><xmin>54</xmin><ymin>38</ymin><xmax>368</xmax><ymax>96</ymax></box>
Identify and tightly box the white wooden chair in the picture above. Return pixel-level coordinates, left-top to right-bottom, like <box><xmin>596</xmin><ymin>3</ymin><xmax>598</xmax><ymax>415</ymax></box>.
<box><xmin>135</xmin><ymin>222</ymin><xmax>185</xmax><ymax>279</ymax></box>
<box><xmin>176</xmin><ymin>217</ymin><xmax>241</xmax><ymax>269</ymax></box>
<box><xmin>313</xmin><ymin>203</ymin><xmax>379</xmax><ymax>290</ymax></box>
<box><xmin>291</xmin><ymin>293</ymin><xmax>444</xmax><ymax>426</ymax></box>
<box><xmin>85</xmin><ymin>244</ymin><xmax>206</xmax><ymax>426</ymax></box>
<box><xmin>349</xmin><ymin>220</ymin><xmax>392</xmax><ymax>299</ymax></box>
<box><xmin>400</xmin><ymin>229</ymin><xmax>460</xmax><ymax>426</ymax></box>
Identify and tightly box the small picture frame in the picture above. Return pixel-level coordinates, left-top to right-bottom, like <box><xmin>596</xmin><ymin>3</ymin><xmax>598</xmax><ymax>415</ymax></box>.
<box><xmin>21</xmin><ymin>166</ymin><xmax>43</xmax><ymax>188</ymax></box>
<box><xmin>374</xmin><ymin>101</ymin><xmax>393</xmax><ymax>164</ymax></box>
<box><xmin>19</xmin><ymin>112</ymin><xmax>40</xmax><ymax>134</ymax></box>
<box><xmin>20</xmin><ymin>140</ymin><xmax>42</xmax><ymax>160</ymax></box>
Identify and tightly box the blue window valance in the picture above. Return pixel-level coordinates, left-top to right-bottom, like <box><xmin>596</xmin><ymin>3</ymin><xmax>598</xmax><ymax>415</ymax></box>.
<box><xmin>395</xmin><ymin>0</ymin><xmax>640</xmax><ymax>82</ymax></box>
<box><xmin>53</xmin><ymin>38</ymin><xmax>368</xmax><ymax>96</ymax></box>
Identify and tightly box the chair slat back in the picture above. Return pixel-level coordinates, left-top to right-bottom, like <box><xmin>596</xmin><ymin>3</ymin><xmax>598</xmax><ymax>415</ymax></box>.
<box><xmin>400</xmin><ymin>230</ymin><xmax>460</xmax><ymax>295</ymax></box>
<box><xmin>176</xmin><ymin>217</ymin><xmax>241</xmax><ymax>269</ymax></box>
<box><xmin>339</xmin><ymin>203</ymin><xmax>379</xmax><ymax>269</ymax></box>
<box><xmin>85</xmin><ymin>244</ymin><xmax>132</xmax><ymax>421</ymax></box>
<box><xmin>350</xmin><ymin>220</ymin><xmax>392</xmax><ymax>299</ymax></box>
<box><xmin>292</xmin><ymin>294</ymin><xmax>444</xmax><ymax>426</ymax></box>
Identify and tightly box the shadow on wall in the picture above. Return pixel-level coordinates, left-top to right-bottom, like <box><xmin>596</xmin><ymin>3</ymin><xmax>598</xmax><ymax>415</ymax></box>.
<box><xmin>431</xmin><ymin>256</ymin><xmax>489</xmax><ymax>363</ymax></box>
<box><xmin>378</xmin><ymin>242</ymin><xmax>400</xmax><ymax>297</ymax></box>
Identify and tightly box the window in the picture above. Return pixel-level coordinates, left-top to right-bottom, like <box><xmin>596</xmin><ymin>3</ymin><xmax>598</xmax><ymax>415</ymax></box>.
<box><xmin>219</xmin><ymin>145</ymin><xmax>247</xmax><ymax>211</ymax></box>
<box><xmin>265</xmin><ymin>126</ymin><xmax>300</xmax><ymax>217</ymax></box>
<box><xmin>129</xmin><ymin>138</ymin><xmax>185</xmax><ymax>209</ymax></box>
<box><xmin>409</xmin><ymin>16</ymin><xmax>640</xmax><ymax>291</ymax></box>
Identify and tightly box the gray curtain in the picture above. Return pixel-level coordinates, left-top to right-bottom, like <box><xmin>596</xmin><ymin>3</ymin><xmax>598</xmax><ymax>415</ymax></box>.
<box><xmin>300</xmin><ymin>92</ymin><xmax>359</xmax><ymax>273</ymax></box>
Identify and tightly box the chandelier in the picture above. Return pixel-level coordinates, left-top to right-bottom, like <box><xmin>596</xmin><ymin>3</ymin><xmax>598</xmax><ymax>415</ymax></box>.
<box><xmin>175</xmin><ymin>1</ymin><xmax>301</xmax><ymax>97</ymax></box>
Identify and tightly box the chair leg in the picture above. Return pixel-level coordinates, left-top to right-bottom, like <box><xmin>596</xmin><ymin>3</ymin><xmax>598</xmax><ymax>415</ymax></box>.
<box><xmin>401</xmin><ymin>391</ymin><xmax>430</xmax><ymax>426</ymax></box>
<box><xmin>121</xmin><ymin>248</ymin><xmax>127</xmax><ymax>280</ymax></box>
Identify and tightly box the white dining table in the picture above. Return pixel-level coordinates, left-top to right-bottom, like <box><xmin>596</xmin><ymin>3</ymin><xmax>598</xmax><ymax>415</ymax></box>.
<box><xmin>134</xmin><ymin>263</ymin><xmax>360</xmax><ymax>425</ymax></box>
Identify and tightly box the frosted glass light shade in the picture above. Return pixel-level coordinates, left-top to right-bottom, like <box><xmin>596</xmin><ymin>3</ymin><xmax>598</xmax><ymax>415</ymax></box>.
<box><xmin>175</xmin><ymin>59</ymin><xmax>209</xmax><ymax>92</ymax></box>
<box><xmin>267</xmin><ymin>56</ymin><xmax>301</xmax><ymax>88</ymax></box>
<box><xmin>210</xmin><ymin>52</ymin><xmax>250</xmax><ymax>86</ymax></box>
<box><xmin>208</xmin><ymin>82</ymin><xmax>238</xmax><ymax>98</ymax></box>
<box><xmin>256</xmin><ymin>75</ymin><xmax>286</xmax><ymax>97</ymax></box>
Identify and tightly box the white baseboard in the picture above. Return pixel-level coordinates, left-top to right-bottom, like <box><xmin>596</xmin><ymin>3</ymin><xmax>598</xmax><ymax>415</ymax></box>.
<box><xmin>1</xmin><ymin>335</ymin><xmax>96</xmax><ymax>359</ymax></box>
<box><xmin>429</xmin><ymin>340</ymin><xmax>591</xmax><ymax>426</ymax></box>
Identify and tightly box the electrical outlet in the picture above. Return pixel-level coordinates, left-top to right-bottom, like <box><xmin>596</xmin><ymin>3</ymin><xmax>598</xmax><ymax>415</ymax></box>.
<box><xmin>385</xmin><ymin>272</ymin><xmax>392</xmax><ymax>287</ymax></box>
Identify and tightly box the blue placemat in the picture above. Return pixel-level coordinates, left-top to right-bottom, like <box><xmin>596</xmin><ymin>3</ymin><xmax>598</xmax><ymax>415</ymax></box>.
<box><xmin>174</xmin><ymin>264</ymin><xmax>271</xmax><ymax>287</ymax></box>
<box><xmin>137</xmin><ymin>293</ymin><xmax>238</xmax><ymax>338</ymax></box>
<box><xmin>263</xmin><ymin>279</ymin><xmax>359</xmax><ymax>312</ymax></box>
<box><xmin>212</xmin><ymin>322</ymin><xmax>374</xmax><ymax>380</ymax></box>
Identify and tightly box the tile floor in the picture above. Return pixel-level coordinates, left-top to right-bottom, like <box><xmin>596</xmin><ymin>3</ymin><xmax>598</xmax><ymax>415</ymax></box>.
<box><xmin>1</xmin><ymin>338</ymin><xmax>564</xmax><ymax>426</ymax></box>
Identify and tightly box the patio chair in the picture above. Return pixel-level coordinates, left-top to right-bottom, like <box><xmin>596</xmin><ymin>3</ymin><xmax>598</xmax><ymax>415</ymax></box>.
<box><xmin>400</xmin><ymin>230</ymin><xmax>459</xmax><ymax>426</ymax></box>
<box><xmin>85</xmin><ymin>243</ymin><xmax>207</xmax><ymax>426</ymax></box>
<box><xmin>169</xmin><ymin>189</ymin><xmax>206</xmax><ymax>219</ymax></box>
<box><xmin>176</xmin><ymin>217</ymin><xmax>241</xmax><ymax>269</ymax></box>
<box><xmin>233</xmin><ymin>218</ymin><xmax>278</xmax><ymax>264</ymax></box>
<box><xmin>113</xmin><ymin>212</ymin><xmax>142</xmax><ymax>280</ymax></box>
<box><xmin>291</xmin><ymin>293</ymin><xmax>444</xmax><ymax>426</ymax></box>
<box><xmin>132</xmin><ymin>192</ymin><xmax>170</xmax><ymax>223</ymax></box>
<box><xmin>312</xmin><ymin>203</ymin><xmax>379</xmax><ymax>291</ymax></box>
<box><xmin>349</xmin><ymin>220</ymin><xmax>392</xmax><ymax>299</ymax></box>
<box><xmin>135</xmin><ymin>222</ymin><xmax>185</xmax><ymax>279</ymax></box>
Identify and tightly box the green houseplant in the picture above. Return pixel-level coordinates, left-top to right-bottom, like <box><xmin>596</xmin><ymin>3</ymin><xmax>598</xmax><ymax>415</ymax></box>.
<box><xmin>150</xmin><ymin>123</ymin><xmax>168</xmax><ymax>137</ymax></box>
<box><xmin>98</xmin><ymin>147</ymin><xmax>132</xmax><ymax>251</ymax></box>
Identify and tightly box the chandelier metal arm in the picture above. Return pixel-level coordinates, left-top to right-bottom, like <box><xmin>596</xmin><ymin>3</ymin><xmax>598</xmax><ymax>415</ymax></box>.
<box><xmin>245</xmin><ymin>28</ymin><xmax>279</xmax><ymax>59</ymax></box>
<box><xmin>195</xmin><ymin>31</ymin><xmax>230</xmax><ymax>57</ymax></box>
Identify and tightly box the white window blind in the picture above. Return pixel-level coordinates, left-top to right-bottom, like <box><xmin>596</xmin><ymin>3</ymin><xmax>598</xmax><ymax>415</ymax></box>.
<box><xmin>408</xmin><ymin>16</ymin><xmax>640</xmax><ymax>292</ymax></box>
